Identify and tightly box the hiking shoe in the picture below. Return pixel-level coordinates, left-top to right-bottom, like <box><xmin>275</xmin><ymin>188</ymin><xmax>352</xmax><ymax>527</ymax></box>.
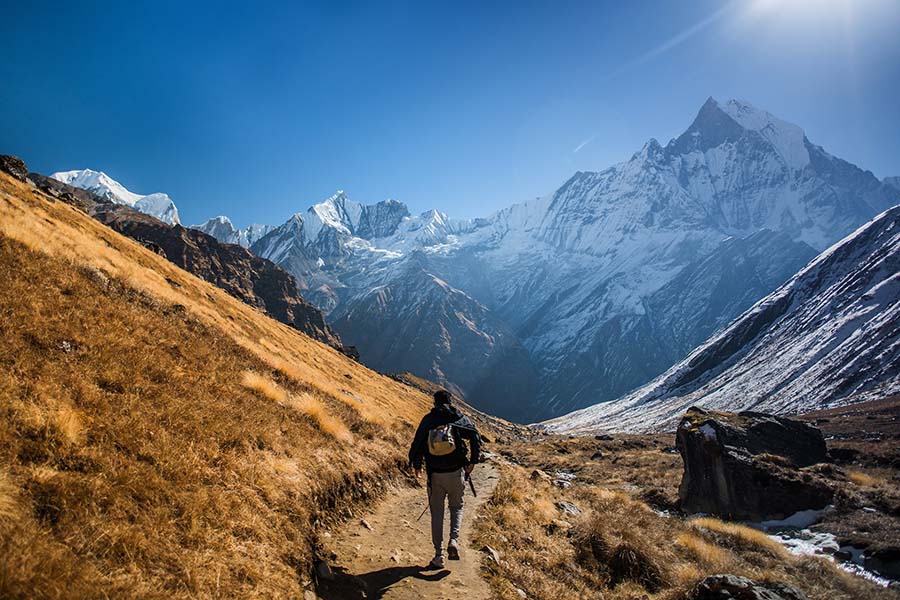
<box><xmin>429</xmin><ymin>554</ymin><xmax>446</xmax><ymax>569</ymax></box>
<box><xmin>447</xmin><ymin>539</ymin><xmax>460</xmax><ymax>561</ymax></box>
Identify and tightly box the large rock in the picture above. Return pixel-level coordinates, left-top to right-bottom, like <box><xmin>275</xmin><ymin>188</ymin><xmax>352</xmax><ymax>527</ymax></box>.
<box><xmin>690</xmin><ymin>574</ymin><xmax>809</xmax><ymax>600</ymax></box>
<box><xmin>676</xmin><ymin>407</ymin><xmax>833</xmax><ymax>520</ymax></box>
<box><xmin>0</xmin><ymin>155</ymin><xmax>28</xmax><ymax>181</ymax></box>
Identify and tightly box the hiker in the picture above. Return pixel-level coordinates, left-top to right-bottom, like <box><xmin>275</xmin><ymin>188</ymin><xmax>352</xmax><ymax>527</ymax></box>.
<box><xmin>409</xmin><ymin>389</ymin><xmax>482</xmax><ymax>569</ymax></box>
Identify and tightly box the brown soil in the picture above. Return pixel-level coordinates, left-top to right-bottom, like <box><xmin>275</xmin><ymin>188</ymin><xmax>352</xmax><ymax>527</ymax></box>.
<box><xmin>318</xmin><ymin>463</ymin><xmax>499</xmax><ymax>600</ymax></box>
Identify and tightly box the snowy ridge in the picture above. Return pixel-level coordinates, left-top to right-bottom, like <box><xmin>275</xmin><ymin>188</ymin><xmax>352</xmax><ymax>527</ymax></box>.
<box><xmin>51</xmin><ymin>169</ymin><xmax>180</xmax><ymax>225</ymax></box>
<box><xmin>192</xmin><ymin>216</ymin><xmax>273</xmax><ymax>248</ymax></box>
<box><xmin>542</xmin><ymin>206</ymin><xmax>900</xmax><ymax>433</ymax></box>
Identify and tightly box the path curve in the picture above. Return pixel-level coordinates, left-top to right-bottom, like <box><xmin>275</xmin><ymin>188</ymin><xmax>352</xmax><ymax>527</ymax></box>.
<box><xmin>318</xmin><ymin>462</ymin><xmax>498</xmax><ymax>600</ymax></box>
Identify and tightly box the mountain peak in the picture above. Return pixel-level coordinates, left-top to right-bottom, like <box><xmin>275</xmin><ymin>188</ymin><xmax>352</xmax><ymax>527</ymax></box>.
<box><xmin>668</xmin><ymin>97</ymin><xmax>810</xmax><ymax>170</ymax></box>
<box><xmin>50</xmin><ymin>168</ymin><xmax>180</xmax><ymax>225</ymax></box>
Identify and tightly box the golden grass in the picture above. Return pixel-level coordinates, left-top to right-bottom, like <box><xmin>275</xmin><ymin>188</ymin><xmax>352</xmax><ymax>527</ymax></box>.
<box><xmin>0</xmin><ymin>172</ymin><xmax>436</xmax><ymax>598</ymax></box>
<box><xmin>288</xmin><ymin>393</ymin><xmax>353</xmax><ymax>444</ymax></box>
<box><xmin>847</xmin><ymin>470</ymin><xmax>881</xmax><ymax>487</ymax></box>
<box><xmin>675</xmin><ymin>532</ymin><xmax>729</xmax><ymax>569</ymax></box>
<box><xmin>689</xmin><ymin>517</ymin><xmax>789</xmax><ymax>558</ymax></box>
<box><xmin>241</xmin><ymin>370</ymin><xmax>288</xmax><ymax>403</ymax></box>
<box><xmin>0</xmin><ymin>470</ymin><xmax>18</xmax><ymax>521</ymax></box>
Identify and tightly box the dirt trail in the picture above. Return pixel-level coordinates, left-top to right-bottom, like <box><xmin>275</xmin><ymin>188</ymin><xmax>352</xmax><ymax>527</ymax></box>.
<box><xmin>318</xmin><ymin>463</ymin><xmax>499</xmax><ymax>600</ymax></box>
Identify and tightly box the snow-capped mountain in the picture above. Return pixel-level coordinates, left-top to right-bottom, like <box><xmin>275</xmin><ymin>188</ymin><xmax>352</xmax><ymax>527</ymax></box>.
<box><xmin>197</xmin><ymin>98</ymin><xmax>900</xmax><ymax>421</ymax></box>
<box><xmin>542</xmin><ymin>205</ymin><xmax>900</xmax><ymax>433</ymax></box>
<box><xmin>192</xmin><ymin>216</ymin><xmax>273</xmax><ymax>248</ymax></box>
<box><xmin>51</xmin><ymin>169</ymin><xmax>180</xmax><ymax>225</ymax></box>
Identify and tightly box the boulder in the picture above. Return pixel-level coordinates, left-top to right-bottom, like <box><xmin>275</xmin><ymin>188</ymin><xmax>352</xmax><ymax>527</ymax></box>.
<box><xmin>677</xmin><ymin>407</ymin><xmax>833</xmax><ymax>520</ymax></box>
<box><xmin>0</xmin><ymin>155</ymin><xmax>28</xmax><ymax>181</ymax></box>
<box><xmin>689</xmin><ymin>574</ymin><xmax>809</xmax><ymax>600</ymax></box>
<box><xmin>867</xmin><ymin>546</ymin><xmax>900</xmax><ymax>580</ymax></box>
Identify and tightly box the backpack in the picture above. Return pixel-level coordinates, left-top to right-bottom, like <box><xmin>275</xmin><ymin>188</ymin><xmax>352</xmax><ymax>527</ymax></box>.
<box><xmin>427</xmin><ymin>424</ymin><xmax>457</xmax><ymax>456</ymax></box>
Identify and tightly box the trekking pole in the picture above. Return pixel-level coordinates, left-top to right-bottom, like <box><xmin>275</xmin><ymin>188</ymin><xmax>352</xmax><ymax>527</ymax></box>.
<box><xmin>466</xmin><ymin>471</ymin><xmax>477</xmax><ymax>497</ymax></box>
<box><xmin>416</xmin><ymin>472</ymin><xmax>432</xmax><ymax>521</ymax></box>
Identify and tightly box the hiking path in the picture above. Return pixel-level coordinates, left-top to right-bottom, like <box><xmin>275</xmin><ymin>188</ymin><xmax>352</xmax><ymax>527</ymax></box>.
<box><xmin>317</xmin><ymin>462</ymin><xmax>499</xmax><ymax>600</ymax></box>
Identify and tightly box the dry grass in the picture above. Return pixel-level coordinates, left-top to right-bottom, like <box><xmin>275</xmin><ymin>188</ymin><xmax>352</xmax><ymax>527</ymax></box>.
<box><xmin>475</xmin><ymin>453</ymin><xmax>898</xmax><ymax>600</ymax></box>
<box><xmin>241</xmin><ymin>370</ymin><xmax>289</xmax><ymax>403</ymax></box>
<box><xmin>847</xmin><ymin>470</ymin><xmax>882</xmax><ymax>487</ymax></box>
<box><xmin>0</xmin><ymin>172</ymin><xmax>435</xmax><ymax>598</ymax></box>
<box><xmin>288</xmin><ymin>393</ymin><xmax>353</xmax><ymax>444</ymax></box>
<box><xmin>675</xmin><ymin>532</ymin><xmax>728</xmax><ymax>570</ymax></box>
<box><xmin>0</xmin><ymin>470</ymin><xmax>18</xmax><ymax>521</ymax></box>
<box><xmin>689</xmin><ymin>517</ymin><xmax>790</xmax><ymax>559</ymax></box>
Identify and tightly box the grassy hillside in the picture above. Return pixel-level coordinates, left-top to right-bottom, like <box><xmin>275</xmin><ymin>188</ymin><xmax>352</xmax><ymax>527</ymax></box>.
<box><xmin>0</xmin><ymin>171</ymin><xmax>432</xmax><ymax>598</ymax></box>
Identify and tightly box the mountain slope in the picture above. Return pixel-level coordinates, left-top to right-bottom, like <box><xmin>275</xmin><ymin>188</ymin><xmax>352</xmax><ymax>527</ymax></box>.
<box><xmin>0</xmin><ymin>168</ymin><xmax>436</xmax><ymax>598</ymax></box>
<box><xmin>543</xmin><ymin>206</ymin><xmax>900</xmax><ymax>433</ymax></box>
<box><xmin>30</xmin><ymin>171</ymin><xmax>339</xmax><ymax>346</ymax></box>
<box><xmin>51</xmin><ymin>168</ymin><xmax>181</xmax><ymax>224</ymax></box>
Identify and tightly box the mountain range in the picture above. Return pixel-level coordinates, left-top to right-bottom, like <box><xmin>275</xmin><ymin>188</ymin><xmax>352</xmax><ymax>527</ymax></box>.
<box><xmin>543</xmin><ymin>204</ymin><xmax>900</xmax><ymax>433</ymax></box>
<box><xmin>58</xmin><ymin>98</ymin><xmax>900</xmax><ymax>422</ymax></box>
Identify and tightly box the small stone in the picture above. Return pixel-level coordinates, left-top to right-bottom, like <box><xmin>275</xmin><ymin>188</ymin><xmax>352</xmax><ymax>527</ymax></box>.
<box><xmin>314</xmin><ymin>560</ymin><xmax>333</xmax><ymax>581</ymax></box>
<box><xmin>550</xmin><ymin>519</ymin><xmax>572</xmax><ymax>531</ymax></box>
<box><xmin>594</xmin><ymin>434</ymin><xmax>613</xmax><ymax>441</ymax></box>
<box><xmin>515</xmin><ymin>588</ymin><xmax>528</xmax><ymax>598</ymax></box>
<box><xmin>530</xmin><ymin>469</ymin><xmax>550</xmax><ymax>481</ymax></box>
<box><xmin>555</xmin><ymin>501</ymin><xmax>581</xmax><ymax>516</ymax></box>
<box><xmin>361</xmin><ymin>519</ymin><xmax>373</xmax><ymax>530</ymax></box>
<box><xmin>481</xmin><ymin>545</ymin><xmax>501</xmax><ymax>565</ymax></box>
<box><xmin>552</xmin><ymin>479</ymin><xmax>571</xmax><ymax>489</ymax></box>
<box><xmin>591</xmin><ymin>450</ymin><xmax>604</xmax><ymax>460</ymax></box>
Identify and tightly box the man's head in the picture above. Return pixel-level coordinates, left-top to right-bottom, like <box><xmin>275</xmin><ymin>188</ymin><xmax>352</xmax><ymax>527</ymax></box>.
<box><xmin>433</xmin><ymin>389</ymin><xmax>452</xmax><ymax>406</ymax></box>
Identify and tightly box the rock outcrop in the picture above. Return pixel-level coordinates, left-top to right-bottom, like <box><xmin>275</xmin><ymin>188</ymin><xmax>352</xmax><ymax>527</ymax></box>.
<box><xmin>689</xmin><ymin>575</ymin><xmax>809</xmax><ymax>600</ymax></box>
<box><xmin>0</xmin><ymin>155</ymin><xmax>28</xmax><ymax>181</ymax></box>
<box><xmin>676</xmin><ymin>407</ymin><xmax>833</xmax><ymax>520</ymax></box>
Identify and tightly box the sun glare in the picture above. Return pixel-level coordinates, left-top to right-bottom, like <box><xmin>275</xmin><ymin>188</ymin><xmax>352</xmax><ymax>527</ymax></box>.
<box><xmin>743</xmin><ymin>0</ymin><xmax>896</xmax><ymax>29</ymax></box>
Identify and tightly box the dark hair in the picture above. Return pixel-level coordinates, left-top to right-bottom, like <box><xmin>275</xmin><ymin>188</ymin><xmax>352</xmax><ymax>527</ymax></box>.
<box><xmin>433</xmin><ymin>389</ymin><xmax>452</xmax><ymax>405</ymax></box>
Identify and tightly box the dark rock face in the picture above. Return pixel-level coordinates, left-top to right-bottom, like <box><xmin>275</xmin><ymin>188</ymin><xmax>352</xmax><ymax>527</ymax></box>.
<box><xmin>676</xmin><ymin>407</ymin><xmax>833</xmax><ymax>520</ymax></box>
<box><xmin>868</xmin><ymin>546</ymin><xmax>900</xmax><ymax>580</ymax></box>
<box><xmin>95</xmin><ymin>207</ymin><xmax>341</xmax><ymax>346</ymax></box>
<box><xmin>0</xmin><ymin>155</ymin><xmax>29</xmax><ymax>181</ymax></box>
<box><xmin>28</xmin><ymin>173</ymin><xmax>340</xmax><ymax>346</ymax></box>
<box><xmin>331</xmin><ymin>257</ymin><xmax>540</xmax><ymax>422</ymax></box>
<box><xmin>690</xmin><ymin>574</ymin><xmax>809</xmax><ymax>600</ymax></box>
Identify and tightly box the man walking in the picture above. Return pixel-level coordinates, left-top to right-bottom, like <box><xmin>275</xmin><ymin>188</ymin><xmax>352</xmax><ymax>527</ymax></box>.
<box><xmin>409</xmin><ymin>389</ymin><xmax>482</xmax><ymax>569</ymax></box>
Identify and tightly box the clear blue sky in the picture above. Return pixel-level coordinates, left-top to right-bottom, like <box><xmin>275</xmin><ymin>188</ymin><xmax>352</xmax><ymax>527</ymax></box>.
<box><xmin>2</xmin><ymin>0</ymin><xmax>899</xmax><ymax>227</ymax></box>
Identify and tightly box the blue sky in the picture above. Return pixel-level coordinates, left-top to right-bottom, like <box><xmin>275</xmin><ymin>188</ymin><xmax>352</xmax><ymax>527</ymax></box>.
<box><xmin>2</xmin><ymin>0</ymin><xmax>899</xmax><ymax>227</ymax></box>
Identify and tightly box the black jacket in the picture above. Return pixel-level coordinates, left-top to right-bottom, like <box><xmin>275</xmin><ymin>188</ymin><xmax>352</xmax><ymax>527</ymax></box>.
<box><xmin>409</xmin><ymin>404</ymin><xmax>482</xmax><ymax>473</ymax></box>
